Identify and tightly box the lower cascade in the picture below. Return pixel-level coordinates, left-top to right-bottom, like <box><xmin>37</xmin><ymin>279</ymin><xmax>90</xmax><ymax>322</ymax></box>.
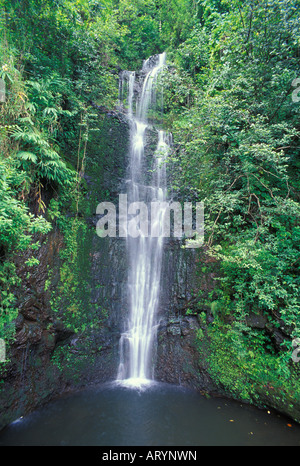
<box><xmin>117</xmin><ymin>53</ymin><xmax>170</xmax><ymax>387</ymax></box>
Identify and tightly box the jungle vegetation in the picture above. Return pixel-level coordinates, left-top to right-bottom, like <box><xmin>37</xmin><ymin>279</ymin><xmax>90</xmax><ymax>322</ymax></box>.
<box><xmin>0</xmin><ymin>0</ymin><xmax>300</xmax><ymax>406</ymax></box>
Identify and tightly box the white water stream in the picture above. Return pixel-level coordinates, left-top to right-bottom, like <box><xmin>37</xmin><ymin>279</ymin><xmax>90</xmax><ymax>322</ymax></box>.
<box><xmin>117</xmin><ymin>53</ymin><xmax>170</xmax><ymax>387</ymax></box>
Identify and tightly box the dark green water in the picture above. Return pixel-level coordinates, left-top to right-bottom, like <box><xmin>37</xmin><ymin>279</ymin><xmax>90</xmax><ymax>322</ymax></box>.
<box><xmin>0</xmin><ymin>382</ymin><xmax>299</xmax><ymax>446</ymax></box>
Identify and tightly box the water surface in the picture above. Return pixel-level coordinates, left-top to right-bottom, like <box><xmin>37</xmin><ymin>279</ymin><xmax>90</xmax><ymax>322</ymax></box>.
<box><xmin>1</xmin><ymin>382</ymin><xmax>299</xmax><ymax>446</ymax></box>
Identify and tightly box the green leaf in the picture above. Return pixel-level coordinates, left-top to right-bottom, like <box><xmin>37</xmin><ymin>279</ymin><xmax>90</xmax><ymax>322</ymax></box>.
<box><xmin>17</xmin><ymin>151</ymin><xmax>38</xmax><ymax>164</ymax></box>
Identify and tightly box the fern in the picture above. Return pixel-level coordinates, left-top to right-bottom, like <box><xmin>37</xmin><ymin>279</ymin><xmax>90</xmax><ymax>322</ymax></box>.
<box><xmin>17</xmin><ymin>151</ymin><xmax>37</xmax><ymax>163</ymax></box>
<box><xmin>11</xmin><ymin>123</ymin><xmax>75</xmax><ymax>185</ymax></box>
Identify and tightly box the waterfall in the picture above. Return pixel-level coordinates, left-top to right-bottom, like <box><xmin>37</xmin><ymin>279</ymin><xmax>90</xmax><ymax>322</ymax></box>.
<box><xmin>117</xmin><ymin>53</ymin><xmax>170</xmax><ymax>387</ymax></box>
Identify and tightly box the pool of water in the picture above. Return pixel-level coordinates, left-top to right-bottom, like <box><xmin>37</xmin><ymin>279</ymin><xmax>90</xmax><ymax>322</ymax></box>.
<box><xmin>0</xmin><ymin>382</ymin><xmax>299</xmax><ymax>446</ymax></box>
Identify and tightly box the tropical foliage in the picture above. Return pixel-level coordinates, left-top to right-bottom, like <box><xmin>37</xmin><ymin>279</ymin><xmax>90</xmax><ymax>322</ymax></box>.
<box><xmin>162</xmin><ymin>0</ymin><xmax>300</xmax><ymax>401</ymax></box>
<box><xmin>0</xmin><ymin>0</ymin><xmax>300</xmax><ymax>410</ymax></box>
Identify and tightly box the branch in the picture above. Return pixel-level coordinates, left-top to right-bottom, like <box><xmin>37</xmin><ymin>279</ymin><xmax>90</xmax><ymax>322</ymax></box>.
<box><xmin>208</xmin><ymin>208</ymin><xmax>223</xmax><ymax>247</ymax></box>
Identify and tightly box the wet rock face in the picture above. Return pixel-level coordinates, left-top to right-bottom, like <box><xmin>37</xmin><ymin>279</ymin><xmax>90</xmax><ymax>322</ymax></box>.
<box><xmin>0</xmin><ymin>230</ymin><xmax>65</xmax><ymax>430</ymax></box>
<box><xmin>155</xmin><ymin>316</ymin><xmax>218</xmax><ymax>394</ymax></box>
<box><xmin>153</xmin><ymin>240</ymin><xmax>219</xmax><ymax>393</ymax></box>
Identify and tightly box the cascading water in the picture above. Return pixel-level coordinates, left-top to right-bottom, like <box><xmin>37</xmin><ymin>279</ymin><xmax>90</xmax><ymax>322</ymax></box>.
<box><xmin>117</xmin><ymin>53</ymin><xmax>170</xmax><ymax>387</ymax></box>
